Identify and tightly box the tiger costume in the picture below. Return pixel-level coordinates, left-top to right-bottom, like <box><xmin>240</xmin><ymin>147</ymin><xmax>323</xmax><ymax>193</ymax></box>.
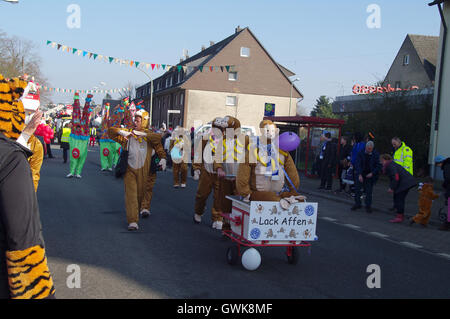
<box><xmin>0</xmin><ymin>74</ymin><xmax>55</xmax><ymax>299</ymax></box>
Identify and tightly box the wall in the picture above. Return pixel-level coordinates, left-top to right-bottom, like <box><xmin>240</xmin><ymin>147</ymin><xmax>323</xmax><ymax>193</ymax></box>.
<box><xmin>185</xmin><ymin>89</ymin><xmax>295</xmax><ymax>130</ymax></box>
<box><xmin>430</xmin><ymin>2</ymin><xmax>450</xmax><ymax>180</ymax></box>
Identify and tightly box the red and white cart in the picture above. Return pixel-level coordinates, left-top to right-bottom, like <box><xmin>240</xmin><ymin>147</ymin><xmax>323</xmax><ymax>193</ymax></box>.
<box><xmin>222</xmin><ymin>196</ymin><xmax>318</xmax><ymax>269</ymax></box>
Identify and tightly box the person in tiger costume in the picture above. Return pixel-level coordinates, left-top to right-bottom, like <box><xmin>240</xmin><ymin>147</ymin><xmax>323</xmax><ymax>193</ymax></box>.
<box><xmin>169</xmin><ymin>126</ymin><xmax>190</xmax><ymax>188</ymax></box>
<box><xmin>108</xmin><ymin>109</ymin><xmax>167</xmax><ymax>231</ymax></box>
<box><xmin>0</xmin><ymin>74</ymin><xmax>56</xmax><ymax>299</ymax></box>
<box><xmin>236</xmin><ymin>120</ymin><xmax>305</xmax><ymax>208</ymax></box>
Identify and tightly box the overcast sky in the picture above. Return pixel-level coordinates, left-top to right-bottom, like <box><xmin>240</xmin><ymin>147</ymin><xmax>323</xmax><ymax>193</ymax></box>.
<box><xmin>0</xmin><ymin>0</ymin><xmax>441</xmax><ymax>113</ymax></box>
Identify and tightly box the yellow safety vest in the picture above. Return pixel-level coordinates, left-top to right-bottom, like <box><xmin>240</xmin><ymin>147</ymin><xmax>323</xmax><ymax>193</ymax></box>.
<box><xmin>394</xmin><ymin>142</ymin><xmax>413</xmax><ymax>175</ymax></box>
<box><xmin>61</xmin><ymin>128</ymin><xmax>71</xmax><ymax>143</ymax></box>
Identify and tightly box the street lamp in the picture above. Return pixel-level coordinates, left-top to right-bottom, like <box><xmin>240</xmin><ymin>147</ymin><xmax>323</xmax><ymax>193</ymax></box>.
<box><xmin>289</xmin><ymin>78</ymin><xmax>300</xmax><ymax>116</ymax></box>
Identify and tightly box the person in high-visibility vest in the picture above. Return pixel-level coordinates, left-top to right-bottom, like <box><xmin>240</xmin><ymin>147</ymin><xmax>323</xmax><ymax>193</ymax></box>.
<box><xmin>392</xmin><ymin>137</ymin><xmax>413</xmax><ymax>176</ymax></box>
<box><xmin>60</xmin><ymin>123</ymin><xmax>71</xmax><ymax>163</ymax></box>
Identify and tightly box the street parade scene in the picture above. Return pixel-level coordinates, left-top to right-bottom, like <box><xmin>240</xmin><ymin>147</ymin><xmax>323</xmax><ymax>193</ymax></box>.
<box><xmin>0</xmin><ymin>0</ymin><xmax>450</xmax><ymax>306</ymax></box>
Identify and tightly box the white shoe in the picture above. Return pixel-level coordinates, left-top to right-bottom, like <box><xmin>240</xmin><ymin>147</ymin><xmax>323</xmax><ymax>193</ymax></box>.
<box><xmin>193</xmin><ymin>214</ymin><xmax>202</xmax><ymax>224</ymax></box>
<box><xmin>75</xmin><ymin>174</ymin><xmax>82</xmax><ymax>179</ymax></box>
<box><xmin>128</xmin><ymin>222</ymin><xmax>139</xmax><ymax>231</ymax></box>
<box><xmin>214</xmin><ymin>221</ymin><xmax>223</xmax><ymax>230</ymax></box>
<box><xmin>181</xmin><ymin>184</ymin><xmax>186</xmax><ymax>188</ymax></box>
<box><xmin>140</xmin><ymin>209</ymin><xmax>150</xmax><ymax>218</ymax></box>
<box><xmin>66</xmin><ymin>173</ymin><xmax>73</xmax><ymax>178</ymax></box>
<box><xmin>107</xmin><ymin>168</ymin><xmax>113</xmax><ymax>172</ymax></box>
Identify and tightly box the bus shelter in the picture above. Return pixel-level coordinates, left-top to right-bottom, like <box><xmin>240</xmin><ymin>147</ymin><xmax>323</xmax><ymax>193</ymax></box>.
<box><xmin>264</xmin><ymin>116</ymin><xmax>346</xmax><ymax>177</ymax></box>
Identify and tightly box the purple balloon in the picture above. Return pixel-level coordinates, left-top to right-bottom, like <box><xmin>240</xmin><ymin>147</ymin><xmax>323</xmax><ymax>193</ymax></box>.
<box><xmin>279</xmin><ymin>132</ymin><xmax>300</xmax><ymax>152</ymax></box>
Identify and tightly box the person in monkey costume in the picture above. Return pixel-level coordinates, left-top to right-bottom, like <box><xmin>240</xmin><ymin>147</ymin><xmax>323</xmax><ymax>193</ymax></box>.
<box><xmin>0</xmin><ymin>74</ymin><xmax>56</xmax><ymax>299</ymax></box>
<box><xmin>170</xmin><ymin>126</ymin><xmax>190</xmax><ymax>188</ymax></box>
<box><xmin>108</xmin><ymin>109</ymin><xmax>167</xmax><ymax>231</ymax></box>
<box><xmin>66</xmin><ymin>93</ymin><xmax>94</xmax><ymax>179</ymax></box>
<box><xmin>192</xmin><ymin>118</ymin><xmax>225</xmax><ymax>230</ymax></box>
<box><xmin>236</xmin><ymin>120</ymin><xmax>305</xmax><ymax>209</ymax></box>
<box><xmin>212</xmin><ymin>116</ymin><xmax>245</xmax><ymax>231</ymax></box>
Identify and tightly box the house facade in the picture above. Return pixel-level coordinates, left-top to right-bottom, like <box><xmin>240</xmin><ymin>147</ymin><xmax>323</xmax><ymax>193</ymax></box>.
<box><xmin>428</xmin><ymin>0</ymin><xmax>450</xmax><ymax>179</ymax></box>
<box><xmin>136</xmin><ymin>27</ymin><xmax>303</xmax><ymax>130</ymax></box>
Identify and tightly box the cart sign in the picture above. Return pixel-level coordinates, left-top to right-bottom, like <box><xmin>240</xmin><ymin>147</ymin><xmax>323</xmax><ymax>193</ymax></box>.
<box><xmin>248</xmin><ymin>201</ymin><xmax>318</xmax><ymax>241</ymax></box>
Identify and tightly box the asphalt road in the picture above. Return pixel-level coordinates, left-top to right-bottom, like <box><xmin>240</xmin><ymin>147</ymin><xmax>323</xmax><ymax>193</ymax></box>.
<box><xmin>36</xmin><ymin>146</ymin><xmax>450</xmax><ymax>299</ymax></box>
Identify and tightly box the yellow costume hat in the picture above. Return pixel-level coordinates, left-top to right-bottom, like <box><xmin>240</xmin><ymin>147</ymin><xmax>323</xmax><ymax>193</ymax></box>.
<box><xmin>0</xmin><ymin>75</ymin><xmax>26</xmax><ymax>140</ymax></box>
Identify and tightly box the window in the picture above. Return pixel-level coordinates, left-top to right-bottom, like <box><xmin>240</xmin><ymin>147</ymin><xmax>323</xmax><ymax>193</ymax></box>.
<box><xmin>226</xmin><ymin>96</ymin><xmax>237</xmax><ymax>106</ymax></box>
<box><xmin>179</xmin><ymin>93</ymin><xmax>184</xmax><ymax>105</ymax></box>
<box><xmin>240</xmin><ymin>47</ymin><xmax>250</xmax><ymax>57</ymax></box>
<box><xmin>395</xmin><ymin>81</ymin><xmax>401</xmax><ymax>89</ymax></box>
<box><xmin>177</xmin><ymin>71</ymin><xmax>182</xmax><ymax>83</ymax></box>
<box><xmin>403</xmin><ymin>54</ymin><xmax>410</xmax><ymax>66</ymax></box>
<box><xmin>228</xmin><ymin>72</ymin><xmax>238</xmax><ymax>81</ymax></box>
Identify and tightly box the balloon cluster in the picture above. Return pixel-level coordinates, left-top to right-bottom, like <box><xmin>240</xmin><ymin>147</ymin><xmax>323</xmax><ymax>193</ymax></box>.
<box><xmin>35</xmin><ymin>123</ymin><xmax>54</xmax><ymax>144</ymax></box>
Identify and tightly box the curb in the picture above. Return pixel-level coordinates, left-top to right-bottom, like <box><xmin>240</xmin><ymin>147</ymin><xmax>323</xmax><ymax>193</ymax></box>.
<box><xmin>300</xmin><ymin>188</ymin><xmax>443</xmax><ymax>228</ymax></box>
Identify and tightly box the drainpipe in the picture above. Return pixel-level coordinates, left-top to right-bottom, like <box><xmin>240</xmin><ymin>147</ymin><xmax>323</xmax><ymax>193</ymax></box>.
<box><xmin>429</xmin><ymin>1</ymin><xmax>447</xmax><ymax>177</ymax></box>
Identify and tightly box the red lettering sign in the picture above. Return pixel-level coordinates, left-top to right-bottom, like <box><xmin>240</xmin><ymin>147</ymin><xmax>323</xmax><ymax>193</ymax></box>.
<box><xmin>352</xmin><ymin>84</ymin><xmax>419</xmax><ymax>95</ymax></box>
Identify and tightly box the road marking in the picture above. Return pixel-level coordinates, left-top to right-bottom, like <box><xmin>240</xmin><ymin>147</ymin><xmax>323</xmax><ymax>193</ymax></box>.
<box><xmin>436</xmin><ymin>253</ymin><xmax>450</xmax><ymax>260</ymax></box>
<box><xmin>369</xmin><ymin>232</ymin><xmax>389</xmax><ymax>238</ymax></box>
<box><xmin>399</xmin><ymin>242</ymin><xmax>423</xmax><ymax>249</ymax></box>
<box><xmin>342</xmin><ymin>224</ymin><xmax>361</xmax><ymax>230</ymax></box>
<box><xmin>320</xmin><ymin>217</ymin><xmax>337</xmax><ymax>222</ymax></box>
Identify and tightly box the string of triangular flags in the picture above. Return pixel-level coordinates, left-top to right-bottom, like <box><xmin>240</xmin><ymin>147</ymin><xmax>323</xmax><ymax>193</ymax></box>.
<box><xmin>39</xmin><ymin>85</ymin><xmax>131</xmax><ymax>95</ymax></box>
<box><xmin>46</xmin><ymin>40</ymin><xmax>236</xmax><ymax>73</ymax></box>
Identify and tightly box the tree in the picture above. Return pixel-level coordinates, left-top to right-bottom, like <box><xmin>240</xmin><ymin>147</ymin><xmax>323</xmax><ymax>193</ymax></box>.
<box><xmin>310</xmin><ymin>95</ymin><xmax>339</xmax><ymax>119</ymax></box>
<box><xmin>0</xmin><ymin>30</ymin><xmax>51</xmax><ymax>104</ymax></box>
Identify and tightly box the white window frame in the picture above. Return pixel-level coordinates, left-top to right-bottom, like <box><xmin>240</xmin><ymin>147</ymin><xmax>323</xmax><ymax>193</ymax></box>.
<box><xmin>240</xmin><ymin>47</ymin><xmax>250</xmax><ymax>57</ymax></box>
<box><xmin>180</xmin><ymin>93</ymin><xmax>184</xmax><ymax>105</ymax></box>
<box><xmin>403</xmin><ymin>54</ymin><xmax>410</xmax><ymax>66</ymax></box>
<box><xmin>228</xmin><ymin>71</ymin><xmax>238</xmax><ymax>81</ymax></box>
<box><xmin>226</xmin><ymin>96</ymin><xmax>237</xmax><ymax>106</ymax></box>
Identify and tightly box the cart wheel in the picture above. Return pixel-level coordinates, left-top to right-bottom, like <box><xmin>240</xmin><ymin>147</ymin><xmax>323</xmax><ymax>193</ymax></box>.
<box><xmin>226</xmin><ymin>246</ymin><xmax>239</xmax><ymax>265</ymax></box>
<box><xmin>287</xmin><ymin>247</ymin><xmax>299</xmax><ymax>265</ymax></box>
<box><xmin>438</xmin><ymin>207</ymin><xmax>448</xmax><ymax>223</ymax></box>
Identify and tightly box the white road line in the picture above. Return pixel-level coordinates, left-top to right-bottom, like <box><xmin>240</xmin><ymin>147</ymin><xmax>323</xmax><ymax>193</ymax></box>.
<box><xmin>320</xmin><ymin>217</ymin><xmax>337</xmax><ymax>222</ymax></box>
<box><xmin>436</xmin><ymin>253</ymin><xmax>450</xmax><ymax>260</ymax></box>
<box><xmin>342</xmin><ymin>224</ymin><xmax>361</xmax><ymax>230</ymax></box>
<box><xmin>399</xmin><ymin>242</ymin><xmax>423</xmax><ymax>249</ymax></box>
<box><xmin>369</xmin><ymin>232</ymin><xmax>389</xmax><ymax>238</ymax></box>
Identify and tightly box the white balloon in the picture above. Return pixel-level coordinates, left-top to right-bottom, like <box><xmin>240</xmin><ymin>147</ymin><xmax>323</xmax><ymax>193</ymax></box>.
<box><xmin>241</xmin><ymin>248</ymin><xmax>261</xmax><ymax>271</ymax></box>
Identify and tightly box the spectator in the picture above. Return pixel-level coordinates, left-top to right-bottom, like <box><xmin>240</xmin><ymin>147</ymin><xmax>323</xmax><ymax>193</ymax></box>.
<box><xmin>318</xmin><ymin>132</ymin><xmax>337</xmax><ymax>190</ymax></box>
<box><xmin>337</xmin><ymin>136</ymin><xmax>352</xmax><ymax>192</ymax></box>
<box><xmin>45</xmin><ymin>119</ymin><xmax>54</xmax><ymax>158</ymax></box>
<box><xmin>351</xmin><ymin>141</ymin><xmax>381</xmax><ymax>213</ymax></box>
<box><xmin>392</xmin><ymin>137</ymin><xmax>413</xmax><ymax>176</ymax></box>
<box><xmin>410</xmin><ymin>177</ymin><xmax>439</xmax><ymax>227</ymax></box>
<box><xmin>435</xmin><ymin>155</ymin><xmax>450</xmax><ymax>231</ymax></box>
<box><xmin>60</xmin><ymin>123</ymin><xmax>71</xmax><ymax>164</ymax></box>
<box><xmin>380</xmin><ymin>154</ymin><xmax>417</xmax><ymax>223</ymax></box>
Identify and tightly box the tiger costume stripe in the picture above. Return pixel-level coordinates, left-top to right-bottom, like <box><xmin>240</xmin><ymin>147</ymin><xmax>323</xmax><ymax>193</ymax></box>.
<box><xmin>0</xmin><ymin>75</ymin><xmax>26</xmax><ymax>140</ymax></box>
<box><xmin>6</xmin><ymin>245</ymin><xmax>55</xmax><ymax>299</ymax></box>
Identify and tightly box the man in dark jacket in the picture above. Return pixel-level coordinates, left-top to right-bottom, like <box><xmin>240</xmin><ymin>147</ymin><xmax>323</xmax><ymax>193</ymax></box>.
<box><xmin>435</xmin><ymin>156</ymin><xmax>450</xmax><ymax>231</ymax></box>
<box><xmin>337</xmin><ymin>136</ymin><xmax>352</xmax><ymax>192</ymax></box>
<box><xmin>318</xmin><ymin>132</ymin><xmax>337</xmax><ymax>190</ymax></box>
<box><xmin>380</xmin><ymin>154</ymin><xmax>417</xmax><ymax>223</ymax></box>
<box><xmin>351</xmin><ymin>141</ymin><xmax>381</xmax><ymax>213</ymax></box>
<box><xmin>0</xmin><ymin>133</ymin><xmax>56</xmax><ymax>299</ymax></box>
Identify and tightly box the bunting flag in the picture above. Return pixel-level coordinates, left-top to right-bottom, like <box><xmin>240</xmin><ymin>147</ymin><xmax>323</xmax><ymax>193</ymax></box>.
<box><xmin>39</xmin><ymin>85</ymin><xmax>132</xmax><ymax>95</ymax></box>
<box><xmin>46</xmin><ymin>40</ymin><xmax>235</xmax><ymax>73</ymax></box>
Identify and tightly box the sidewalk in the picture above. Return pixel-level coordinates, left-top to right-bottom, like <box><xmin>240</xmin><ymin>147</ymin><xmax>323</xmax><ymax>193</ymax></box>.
<box><xmin>298</xmin><ymin>173</ymin><xmax>446</xmax><ymax>227</ymax></box>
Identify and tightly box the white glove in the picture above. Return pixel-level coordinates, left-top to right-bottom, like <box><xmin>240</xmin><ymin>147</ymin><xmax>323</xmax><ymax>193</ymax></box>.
<box><xmin>193</xmin><ymin>170</ymin><xmax>200</xmax><ymax>181</ymax></box>
<box><xmin>133</xmin><ymin>130</ymin><xmax>147</xmax><ymax>136</ymax></box>
<box><xmin>243</xmin><ymin>194</ymin><xmax>251</xmax><ymax>203</ymax></box>
<box><xmin>118</xmin><ymin>130</ymin><xmax>132</xmax><ymax>137</ymax></box>
<box><xmin>159</xmin><ymin>158</ymin><xmax>167</xmax><ymax>171</ymax></box>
